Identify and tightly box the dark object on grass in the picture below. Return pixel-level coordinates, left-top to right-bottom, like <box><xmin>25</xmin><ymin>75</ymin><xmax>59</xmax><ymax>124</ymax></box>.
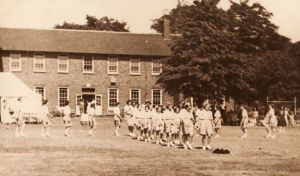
<box><xmin>212</xmin><ymin>148</ymin><xmax>230</xmax><ymax>154</ymax></box>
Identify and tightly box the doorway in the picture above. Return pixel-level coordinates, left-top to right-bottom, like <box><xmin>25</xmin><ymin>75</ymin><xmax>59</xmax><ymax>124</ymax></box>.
<box><xmin>75</xmin><ymin>88</ymin><xmax>102</xmax><ymax>116</ymax></box>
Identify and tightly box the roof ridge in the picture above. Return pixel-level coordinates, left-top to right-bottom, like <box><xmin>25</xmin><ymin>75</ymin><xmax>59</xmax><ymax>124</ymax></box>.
<box><xmin>0</xmin><ymin>26</ymin><xmax>163</xmax><ymax>36</ymax></box>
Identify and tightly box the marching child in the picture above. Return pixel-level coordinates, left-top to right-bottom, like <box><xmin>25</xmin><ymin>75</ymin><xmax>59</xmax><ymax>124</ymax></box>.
<box><xmin>152</xmin><ymin>106</ymin><xmax>164</xmax><ymax>144</ymax></box>
<box><xmin>113</xmin><ymin>102</ymin><xmax>122</xmax><ymax>136</ymax></box>
<box><xmin>14</xmin><ymin>97</ymin><xmax>26</xmax><ymax>138</ymax></box>
<box><xmin>1</xmin><ymin>99</ymin><xmax>12</xmax><ymax>129</ymax></box>
<box><xmin>172</xmin><ymin>107</ymin><xmax>181</xmax><ymax>145</ymax></box>
<box><xmin>62</xmin><ymin>100</ymin><xmax>72</xmax><ymax>137</ymax></box>
<box><xmin>88</xmin><ymin>103</ymin><xmax>96</xmax><ymax>136</ymax></box>
<box><xmin>144</xmin><ymin>106</ymin><xmax>152</xmax><ymax>142</ymax></box>
<box><xmin>124</xmin><ymin>100</ymin><xmax>134</xmax><ymax>137</ymax></box>
<box><xmin>240</xmin><ymin>105</ymin><xmax>249</xmax><ymax>139</ymax></box>
<box><xmin>200</xmin><ymin>103</ymin><xmax>214</xmax><ymax>150</ymax></box>
<box><xmin>213</xmin><ymin>106</ymin><xmax>223</xmax><ymax>138</ymax></box>
<box><xmin>41</xmin><ymin>100</ymin><xmax>53</xmax><ymax>137</ymax></box>
<box><xmin>181</xmin><ymin>104</ymin><xmax>194</xmax><ymax>150</ymax></box>
<box><xmin>164</xmin><ymin>104</ymin><xmax>174</xmax><ymax>147</ymax></box>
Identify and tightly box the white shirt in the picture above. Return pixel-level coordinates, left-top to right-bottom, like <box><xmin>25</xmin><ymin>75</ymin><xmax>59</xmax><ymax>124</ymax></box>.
<box><xmin>242</xmin><ymin>109</ymin><xmax>248</xmax><ymax>119</ymax></box>
<box><xmin>214</xmin><ymin>110</ymin><xmax>221</xmax><ymax>119</ymax></box>
<box><xmin>113</xmin><ymin>106</ymin><xmax>121</xmax><ymax>116</ymax></box>
<box><xmin>202</xmin><ymin>110</ymin><xmax>213</xmax><ymax>120</ymax></box>
<box><xmin>124</xmin><ymin>105</ymin><xmax>132</xmax><ymax>115</ymax></box>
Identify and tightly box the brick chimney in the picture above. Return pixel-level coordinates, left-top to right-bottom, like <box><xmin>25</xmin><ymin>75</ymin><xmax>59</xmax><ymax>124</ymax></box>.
<box><xmin>163</xmin><ymin>18</ymin><xmax>170</xmax><ymax>40</ymax></box>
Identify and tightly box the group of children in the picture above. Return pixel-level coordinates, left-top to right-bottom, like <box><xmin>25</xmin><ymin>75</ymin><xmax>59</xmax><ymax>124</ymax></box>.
<box><xmin>1</xmin><ymin>97</ymin><xmax>297</xmax><ymax>150</ymax></box>
<box><xmin>115</xmin><ymin>100</ymin><xmax>222</xmax><ymax>150</ymax></box>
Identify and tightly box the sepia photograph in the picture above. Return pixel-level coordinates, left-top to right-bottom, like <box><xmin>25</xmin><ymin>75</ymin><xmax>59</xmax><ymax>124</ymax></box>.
<box><xmin>0</xmin><ymin>0</ymin><xmax>299</xmax><ymax>175</ymax></box>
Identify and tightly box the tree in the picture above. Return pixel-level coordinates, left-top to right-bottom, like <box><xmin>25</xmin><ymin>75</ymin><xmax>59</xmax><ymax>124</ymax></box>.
<box><xmin>156</xmin><ymin>0</ymin><xmax>297</xmax><ymax>105</ymax></box>
<box><xmin>54</xmin><ymin>15</ymin><xmax>130</xmax><ymax>32</ymax></box>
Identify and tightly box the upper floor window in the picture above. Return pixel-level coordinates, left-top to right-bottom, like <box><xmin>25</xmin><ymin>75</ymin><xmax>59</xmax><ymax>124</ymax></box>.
<box><xmin>152</xmin><ymin>59</ymin><xmax>162</xmax><ymax>75</ymax></box>
<box><xmin>58</xmin><ymin>55</ymin><xmax>69</xmax><ymax>73</ymax></box>
<box><xmin>130</xmin><ymin>59</ymin><xmax>140</xmax><ymax>75</ymax></box>
<box><xmin>33</xmin><ymin>54</ymin><xmax>46</xmax><ymax>72</ymax></box>
<box><xmin>108</xmin><ymin>57</ymin><xmax>118</xmax><ymax>74</ymax></box>
<box><xmin>83</xmin><ymin>55</ymin><xmax>94</xmax><ymax>73</ymax></box>
<box><xmin>10</xmin><ymin>54</ymin><xmax>22</xmax><ymax>72</ymax></box>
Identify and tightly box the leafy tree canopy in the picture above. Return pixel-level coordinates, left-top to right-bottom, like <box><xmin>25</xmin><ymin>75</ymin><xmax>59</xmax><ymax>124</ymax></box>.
<box><xmin>156</xmin><ymin>0</ymin><xmax>296</xmax><ymax>105</ymax></box>
<box><xmin>54</xmin><ymin>15</ymin><xmax>130</xmax><ymax>32</ymax></box>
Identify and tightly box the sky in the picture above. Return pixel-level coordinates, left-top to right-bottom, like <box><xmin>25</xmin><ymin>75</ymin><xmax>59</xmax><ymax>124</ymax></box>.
<box><xmin>0</xmin><ymin>0</ymin><xmax>300</xmax><ymax>42</ymax></box>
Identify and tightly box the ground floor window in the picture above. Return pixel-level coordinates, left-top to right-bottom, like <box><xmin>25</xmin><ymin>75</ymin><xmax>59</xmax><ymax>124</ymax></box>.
<box><xmin>58</xmin><ymin>87</ymin><xmax>69</xmax><ymax>107</ymax></box>
<box><xmin>34</xmin><ymin>86</ymin><xmax>46</xmax><ymax>100</ymax></box>
<box><xmin>108</xmin><ymin>88</ymin><xmax>118</xmax><ymax>108</ymax></box>
<box><xmin>130</xmin><ymin>89</ymin><xmax>140</xmax><ymax>105</ymax></box>
<box><xmin>152</xmin><ymin>89</ymin><xmax>162</xmax><ymax>106</ymax></box>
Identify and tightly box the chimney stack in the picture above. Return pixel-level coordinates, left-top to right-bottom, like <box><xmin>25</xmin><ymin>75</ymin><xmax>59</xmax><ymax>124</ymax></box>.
<box><xmin>163</xmin><ymin>18</ymin><xmax>170</xmax><ymax>40</ymax></box>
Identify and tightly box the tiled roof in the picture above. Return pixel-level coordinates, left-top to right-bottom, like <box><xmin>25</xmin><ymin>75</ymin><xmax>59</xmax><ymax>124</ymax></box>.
<box><xmin>0</xmin><ymin>27</ymin><xmax>171</xmax><ymax>56</ymax></box>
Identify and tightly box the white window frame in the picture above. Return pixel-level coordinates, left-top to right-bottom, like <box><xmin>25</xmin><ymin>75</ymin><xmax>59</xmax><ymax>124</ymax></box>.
<box><xmin>9</xmin><ymin>55</ymin><xmax>22</xmax><ymax>72</ymax></box>
<box><xmin>82</xmin><ymin>55</ymin><xmax>94</xmax><ymax>73</ymax></box>
<box><xmin>151</xmin><ymin>59</ymin><xmax>162</xmax><ymax>75</ymax></box>
<box><xmin>107</xmin><ymin>56</ymin><xmax>119</xmax><ymax>74</ymax></box>
<box><xmin>151</xmin><ymin>89</ymin><xmax>163</xmax><ymax>106</ymax></box>
<box><xmin>107</xmin><ymin>88</ymin><xmax>119</xmax><ymax>110</ymax></box>
<box><xmin>129</xmin><ymin>89</ymin><xmax>141</xmax><ymax>105</ymax></box>
<box><xmin>34</xmin><ymin>86</ymin><xmax>46</xmax><ymax>100</ymax></box>
<box><xmin>58</xmin><ymin>87</ymin><xmax>69</xmax><ymax>107</ymax></box>
<box><xmin>57</xmin><ymin>55</ymin><xmax>69</xmax><ymax>73</ymax></box>
<box><xmin>129</xmin><ymin>58</ymin><xmax>141</xmax><ymax>75</ymax></box>
<box><xmin>33</xmin><ymin>54</ymin><xmax>46</xmax><ymax>72</ymax></box>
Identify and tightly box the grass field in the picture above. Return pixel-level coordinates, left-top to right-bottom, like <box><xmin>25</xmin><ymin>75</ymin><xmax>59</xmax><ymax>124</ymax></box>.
<box><xmin>0</xmin><ymin>118</ymin><xmax>299</xmax><ymax>176</ymax></box>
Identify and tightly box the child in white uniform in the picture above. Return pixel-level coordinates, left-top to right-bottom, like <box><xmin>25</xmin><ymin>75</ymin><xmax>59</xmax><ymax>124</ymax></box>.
<box><xmin>200</xmin><ymin>103</ymin><xmax>214</xmax><ymax>150</ymax></box>
<box><xmin>88</xmin><ymin>103</ymin><xmax>96</xmax><ymax>136</ymax></box>
<box><xmin>1</xmin><ymin>99</ymin><xmax>12</xmax><ymax>129</ymax></box>
<box><xmin>14</xmin><ymin>97</ymin><xmax>26</xmax><ymax>138</ymax></box>
<box><xmin>113</xmin><ymin>102</ymin><xmax>122</xmax><ymax>136</ymax></box>
<box><xmin>164</xmin><ymin>105</ymin><xmax>175</xmax><ymax>147</ymax></box>
<box><xmin>213</xmin><ymin>106</ymin><xmax>222</xmax><ymax>138</ymax></box>
<box><xmin>180</xmin><ymin>104</ymin><xmax>194</xmax><ymax>150</ymax></box>
<box><xmin>152</xmin><ymin>106</ymin><xmax>164</xmax><ymax>144</ymax></box>
<box><xmin>124</xmin><ymin>100</ymin><xmax>134</xmax><ymax>136</ymax></box>
<box><xmin>62</xmin><ymin>101</ymin><xmax>72</xmax><ymax>137</ymax></box>
<box><xmin>41</xmin><ymin>100</ymin><xmax>53</xmax><ymax>137</ymax></box>
<box><xmin>240</xmin><ymin>105</ymin><xmax>249</xmax><ymax>139</ymax></box>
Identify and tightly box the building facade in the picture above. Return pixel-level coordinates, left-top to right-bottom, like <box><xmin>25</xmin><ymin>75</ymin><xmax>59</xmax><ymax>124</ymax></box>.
<box><xmin>0</xmin><ymin>27</ymin><xmax>176</xmax><ymax>115</ymax></box>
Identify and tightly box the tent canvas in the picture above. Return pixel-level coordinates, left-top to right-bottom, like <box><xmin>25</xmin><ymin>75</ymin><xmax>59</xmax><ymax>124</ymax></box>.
<box><xmin>0</xmin><ymin>72</ymin><xmax>42</xmax><ymax>122</ymax></box>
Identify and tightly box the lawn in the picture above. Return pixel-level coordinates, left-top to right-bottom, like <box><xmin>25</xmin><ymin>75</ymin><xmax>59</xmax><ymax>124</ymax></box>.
<box><xmin>0</xmin><ymin>118</ymin><xmax>299</xmax><ymax>176</ymax></box>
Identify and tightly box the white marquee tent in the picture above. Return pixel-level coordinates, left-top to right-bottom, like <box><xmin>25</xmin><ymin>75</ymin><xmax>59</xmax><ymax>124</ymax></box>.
<box><xmin>0</xmin><ymin>72</ymin><xmax>42</xmax><ymax>122</ymax></box>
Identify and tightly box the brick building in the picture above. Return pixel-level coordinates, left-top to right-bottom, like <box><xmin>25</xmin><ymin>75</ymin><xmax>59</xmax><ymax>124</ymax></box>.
<box><xmin>0</xmin><ymin>26</ymin><xmax>176</xmax><ymax>115</ymax></box>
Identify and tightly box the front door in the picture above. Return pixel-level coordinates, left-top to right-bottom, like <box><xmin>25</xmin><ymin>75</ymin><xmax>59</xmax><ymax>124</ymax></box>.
<box><xmin>95</xmin><ymin>94</ymin><xmax>102</xmax><ymax>116</ymax></box>
<box><xmin>75</xmin><ymin>94</ymin><xmax>82</xmax><ymax>116</ymax></box>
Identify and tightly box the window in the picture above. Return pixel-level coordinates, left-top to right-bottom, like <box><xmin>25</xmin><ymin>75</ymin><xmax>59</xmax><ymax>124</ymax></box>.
<box><xmin>108</xmin><ymin>88</ymin><xmax>119</xmax><ymax>108</ymax></box>
<box><xmin>58</xmin><ymin>55</ymin><xmax>69</xmax><ymax>73</ymax></box>
<box><xmin>34</xmin><ymin>86</ymin><xmax>46</xmax><ymax>99</ymax></box>
<box><xmin>58</xmin><ymin>87</ymin><xmax>69</xmax><ymax>107</ymax></box>
<box><xmin>10</xmin><ymin>54</ymin><xmax>22</xmax><ymax>72</ymax></box>
<box><xmin>130</xmin><ymin>59</ymin><xmax>140</xmax><ymax>75</ymax></box>
<box><xmin>83</xmin><ymin>55</ymin><xmax>94</xmax><ymax>73</ymax></box>
<box><xmin>130</xmin><ymin>89</ymin><xmax>141</xmax><ymax>105</ymax></box>
<box><xmin>108</xmin><ymin>57</ymin><xmax>118</xmax><ymax>74</ymax></box>
<box><xmin>34</xmin><ymin>54</ymin><xmax>46</xmax><ymax>72</ymax></box>
<box><xmin>152</xmin><ymin>59</ymin><xmax>162</xmax><ymax>75</ymax></box>
<box><xmin>152</xmin><ymin>89</ymin><xmax>162</xmax><ymax>106</ymax></box>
